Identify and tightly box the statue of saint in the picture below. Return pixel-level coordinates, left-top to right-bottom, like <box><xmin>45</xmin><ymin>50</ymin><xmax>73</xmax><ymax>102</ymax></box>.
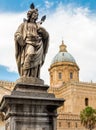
<box><xmin>14</xmin><ymin>3</ymin><xmax>49</xmax><ymax>78</ymax></box>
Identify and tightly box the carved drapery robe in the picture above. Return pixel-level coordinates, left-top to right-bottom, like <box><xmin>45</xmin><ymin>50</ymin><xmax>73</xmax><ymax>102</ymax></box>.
<box><xmin>15</xmin><ymin>21</ymin><xmax>49</xmax><ymax>77</ymax></box>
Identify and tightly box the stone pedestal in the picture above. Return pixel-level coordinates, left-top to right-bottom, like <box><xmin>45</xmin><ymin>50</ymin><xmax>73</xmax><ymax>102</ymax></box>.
<box><xmin>0</xmin><ymin>78</ymin><xmax>64</xmax><ymax>130</ymax></box>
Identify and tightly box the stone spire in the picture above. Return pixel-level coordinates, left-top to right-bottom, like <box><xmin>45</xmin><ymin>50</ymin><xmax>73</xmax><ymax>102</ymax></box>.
<box><xmin>59</xmin><ymin>40</ymin><xmax>67</xmax><ymax>52</ymax></box>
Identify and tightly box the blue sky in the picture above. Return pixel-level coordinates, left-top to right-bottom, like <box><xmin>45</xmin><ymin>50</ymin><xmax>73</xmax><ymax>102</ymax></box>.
<box><xmin>0</xmin><ymin>0</ymin><xmax>96</xmax><ymax>12</ymax></box>
<box><xmin>0</xmin><ymin>65</ymin><xmax>19</xmax><ymax>81</ymax></box>
<box><xmin>1</xmin><ymin>0</ymin><xmax>96</xmax><ymax>83</ymax></box>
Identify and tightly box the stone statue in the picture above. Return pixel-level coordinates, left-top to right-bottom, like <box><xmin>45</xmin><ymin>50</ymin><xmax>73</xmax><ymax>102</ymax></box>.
<box><xmin>14</xmin><ymin>3</ymin><xmax>49</xmax><ymax>78</ymax></box>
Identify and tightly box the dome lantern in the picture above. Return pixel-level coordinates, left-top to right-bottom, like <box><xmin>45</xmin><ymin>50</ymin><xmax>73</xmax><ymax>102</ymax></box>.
<box><xmin>59</xmin><ymin>40</ymin><xmax>67</xmax><ymax>52</ymax></box>
<box><xmin>51</xmin><ymin>41</ymin><xmax>76</xmax><ymax>65</ymax></box>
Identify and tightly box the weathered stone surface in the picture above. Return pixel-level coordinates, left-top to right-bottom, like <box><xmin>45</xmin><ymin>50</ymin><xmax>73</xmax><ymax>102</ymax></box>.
<box><xmin>16</xmin><ymin>77</ymin><xmax>44</xmax><ymax>85</ymax></box>
<box><xmin>15</xmin><ymin>3</ymin><xmax>49</xmax><ymax>78</ymax></box>
<box><xmin>11</xmin><ymin>83</ymin><xmax>54</xmax><ymax>98</ymax></box>
<box><xmin>0</xmin><ymin>83</ymin><xmax>64</xmax><ymax>130</ymax></box>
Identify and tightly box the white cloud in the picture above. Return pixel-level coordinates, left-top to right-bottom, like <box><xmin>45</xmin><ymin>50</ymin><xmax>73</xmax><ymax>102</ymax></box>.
<box><xmin>44</xmin><ymin>1</ymin><xmax>54</xmax><ymax>9</ymax></box>
<box><xmin>0</xmin><ymin>4</ymin><xmax>96</xmax><ymax>84</ymax></box>
<box><xmin>42</xmin><ymin>5</ymin><xmax>96</xmax><ymax>84</ymax></box>
<box><xmin>0</xmin><ymin>12</ymin><xmax>26</xmax><ymax>72</ymax></box>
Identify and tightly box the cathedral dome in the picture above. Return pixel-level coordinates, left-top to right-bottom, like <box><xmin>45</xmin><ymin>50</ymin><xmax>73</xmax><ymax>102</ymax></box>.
<box><xmin>52</xmin><ymin>52</ymin><xmax>76</xmax><ymax>64</ymax></box>
<box><xmin>51</xmin><ymin>41</ymin><xmax>76</xmax><ymax>64</ymax></box>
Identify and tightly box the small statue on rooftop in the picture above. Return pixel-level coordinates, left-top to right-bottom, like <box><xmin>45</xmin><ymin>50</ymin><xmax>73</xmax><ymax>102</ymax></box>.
<box><xmin>14</xmin><ymin>3</ymin><xmax>49</xmax><ymax>78</ymax></box>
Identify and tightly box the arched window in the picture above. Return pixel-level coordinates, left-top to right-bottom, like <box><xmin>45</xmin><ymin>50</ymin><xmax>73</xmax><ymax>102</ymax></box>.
<box><xmin>59</xmin><ymin>122</ymin><xmax>61</xmax><ymax>127</ymax></box>
<box><xmin>68</xmin><ymin>122</ymin><xmax>70</xmax><ymax>128</ymax></box>
<box><xmin>70</xmin><ymin>72</ymin><xmax>73</xmax><ymax>79</ymax></box>
<box><xmin>85</xmin><ymin>98</ymin><xmax>89</xmax><ymax>106</ymax></box>
<box><xmin>75</xmin><ymin>122</ymin><xmax>78</xmax><ymax>128</ymax></box>
<box><xmin>51</xmin><ymin>75</ymin><xmax>53</xmax><ymax>81</ymax></box>
<box><xmin>58</xmin><ymin>72</ymin><xmax>62</xmax><ymax>79</ymax></box>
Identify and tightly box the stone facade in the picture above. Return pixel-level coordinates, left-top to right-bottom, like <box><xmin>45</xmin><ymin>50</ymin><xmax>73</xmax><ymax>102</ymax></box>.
<box><xmin>0</xmin><ymin>80</ymin><xmax>14</xmax><ymax>129</ymax></box>
<box><xmin>0</xmin><ymin>80</ymin><xmax>14</xmax><ymax>101</ymax></box>
<box><xmin>49</xmin><ymin>61</ymin><xmax>79</xmax><ymax>87</ymax></box>
<box><xmin>48</xmin><ymin>81</ymin><xmax>96</xmax><ymax>130</ymax></box>
<box><xmin>48</xmin><ymin>42</ymin><xmax>96</xmax><ymax>130</ymax></box>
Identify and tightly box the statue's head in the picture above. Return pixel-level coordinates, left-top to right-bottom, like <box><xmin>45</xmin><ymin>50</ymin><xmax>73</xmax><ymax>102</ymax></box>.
<box><xmin>27</xmin><ymin>3</ymin><xmax>38</xmax><ymax>22</ymax></box>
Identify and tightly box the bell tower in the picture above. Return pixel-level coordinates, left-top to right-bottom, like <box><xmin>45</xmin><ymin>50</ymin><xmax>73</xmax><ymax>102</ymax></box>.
<box><xmin>49</xmin><ymin>41</ymin><xmax>79</xmax><ymax>87</ymax></box>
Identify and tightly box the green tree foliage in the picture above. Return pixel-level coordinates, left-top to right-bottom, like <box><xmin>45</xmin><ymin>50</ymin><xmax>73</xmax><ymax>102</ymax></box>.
<box><xmin>80</xmin><ymin>106</ymin><xmax>96</xmax><ymax>130</ymax></box>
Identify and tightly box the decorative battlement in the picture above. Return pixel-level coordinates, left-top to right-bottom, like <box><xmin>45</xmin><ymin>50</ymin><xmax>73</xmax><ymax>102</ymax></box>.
<box><xmin>58</xmin><ymin>113</ymin><xmax>80</xmax><ymax>120</ymax></box>
<box><xmin>49</xmin><ymin>80</ymin><xmax>96</xmax><ymax>91</ymax></box>
<box><xmin>0</xmin><ymin>80</ymin><xmax>15</xmax><ymax>91</ymax></box>
<box><xmin>65</xmin><ymin>81</ymin><xmax>96</xmax><ymax>89</ymax></box>
<box><xmin>72</xmin><ymin>81</ymin><xmax>96</xmax><ymax>86</ymax></box>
